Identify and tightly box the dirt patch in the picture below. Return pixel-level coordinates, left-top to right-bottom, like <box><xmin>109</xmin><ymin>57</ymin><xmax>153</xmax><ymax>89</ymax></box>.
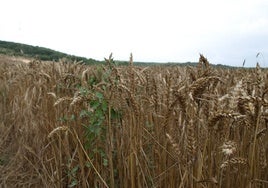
<box><xmin>0</xmin><ymin>54</ymin><xmax>33</xmax><ymax>64</ymax></box>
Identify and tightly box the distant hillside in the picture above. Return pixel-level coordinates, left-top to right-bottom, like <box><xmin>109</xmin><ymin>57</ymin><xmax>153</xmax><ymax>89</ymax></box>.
<box><xmin>0</xmin><ymin>40</ymin><xmax>101</xmax><ymax>64</ymax></box>
<box><xmin>0</xmin><ymin>40</ymin><xmax>234</xmax><ymax>68</ymax></box>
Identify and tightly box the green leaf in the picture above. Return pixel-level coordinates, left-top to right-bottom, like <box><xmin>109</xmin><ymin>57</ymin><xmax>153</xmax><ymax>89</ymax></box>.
<box><xmin>89</xmin><ymin>76</ymin><xmax>96</xmax><ymax>86</ymax></box>
<box><xmin>79</xmin><ymin>110</ymin><xmax>89</xmax><ymax>118</ymax></box>
<box><xmin>103</xmin><ymin>158</ymin><xmax>108</xmax><ymax>167</ymax></box>
<box><xmin>95</xmin><ymin>108</ymin><xmax>104</xmax><ymax>117</ymax></box>
<box><xmin>85</xmin><ymin>161</ymin><xmax>92</xmax><ymax>168</ymax></box>
<box><xmin>111</xmin><ymin>108</ymin><xmax>122</xmax><ymax>119</ymax></box>
<box><xmin>101</xmin><ymin>101</ymin><xmax>108</xmax><ymax>111</ymax></box>
<box><xmin>95</xmin><ymin>92</ymin><xmax>103</xmax><ymax>99</ymax></box>
<box><xmin>71</xmin><ymin>165</ymin><xmax>79</xmax><ymax>175</ymax></box>
<box><xmin>90</xmin><ymin>100</ymin><xmax>100</xmax><ymax>109</ymax></box>
<box><xmin>58</xmin><ymin>116</ymin><xmax>68</xmax><ymax>122</ymax></box>
<box><xmin>70</xmin><ymin>114</ymin><xmax>76</xmax><ymax>121</ymax></box>
<box><xmin>68</xmin><ymin>180</ymin><xmax>78</xmax><ymax>187</ymax></box>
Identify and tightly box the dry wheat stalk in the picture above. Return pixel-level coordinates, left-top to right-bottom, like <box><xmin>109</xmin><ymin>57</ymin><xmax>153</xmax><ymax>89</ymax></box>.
<box><xmin>47</xmin><ymin>126</ymin><xmax>69</xmax><ymax>138</ymax></box>
<box><xmin>186</xmin><ymin>120</ymin><xmax>197</xmax><ymax>162</ymax></box>
<box><xmin>220</xmin><ymin>141</ymin><xmax>237</xmax><ymax>156</ymax></box>
<box><xmin>259</xmin><ymin>147</ymin><xmax>267</xmax><ymax>169</ymax></box>
<box><xmin>220</xmin><ymin>157</ymin><xmax>248</xmax><ymax>169</ymax></box>
<box><xmin>2</xmin><ymin>55</ymin><xmax>268</xmax><ymax>187</ymax></box>
<box><xmin>53</xmin><ymin>97</ymin><xmax>72</xmax><ymax>106</ymax></box>
<box><xmin>166</xmin><ymin>133</ymin><xmax>180</xmax><ymax>157</ymax></box>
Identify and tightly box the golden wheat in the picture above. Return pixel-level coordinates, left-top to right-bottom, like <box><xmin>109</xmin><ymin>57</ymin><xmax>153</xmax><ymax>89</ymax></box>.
<box><xmin>0</xmin><ymin>54</ymin><xmax>268</xmax><ymax>187</ymax></box>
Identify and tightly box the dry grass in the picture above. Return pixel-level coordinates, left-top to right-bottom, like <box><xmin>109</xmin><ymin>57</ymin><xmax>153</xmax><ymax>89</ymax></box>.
<box><xmin>0</xmin><ymin>54</ymin><xmax>268</xmax><ymax>187</ymax></box>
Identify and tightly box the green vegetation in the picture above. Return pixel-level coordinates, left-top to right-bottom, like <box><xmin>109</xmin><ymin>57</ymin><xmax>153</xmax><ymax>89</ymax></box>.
<box><xmin>0</xmin><ymin>40</ymin><xmax>101</xmax><ymax>64</ymax></box>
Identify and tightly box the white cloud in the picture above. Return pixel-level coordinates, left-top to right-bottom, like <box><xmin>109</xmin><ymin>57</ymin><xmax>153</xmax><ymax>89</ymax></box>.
<box><xmin>0</xmin><ymin>0</ymin><xmax>267</xmax><ymax>66</ymax></box>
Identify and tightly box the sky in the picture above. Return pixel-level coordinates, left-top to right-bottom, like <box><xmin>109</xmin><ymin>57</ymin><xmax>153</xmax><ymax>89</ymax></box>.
<box><xmin>1</xmin><ymin>0</ymin><xmax>268</xmax><ymax>67</ymax></box>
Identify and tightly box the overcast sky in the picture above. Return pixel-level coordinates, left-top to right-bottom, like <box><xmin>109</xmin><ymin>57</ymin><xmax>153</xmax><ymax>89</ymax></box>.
<box><xmin>1</xmin><ymin>0</ymin><xmax>268</xmax><ymax>67</ymax></box>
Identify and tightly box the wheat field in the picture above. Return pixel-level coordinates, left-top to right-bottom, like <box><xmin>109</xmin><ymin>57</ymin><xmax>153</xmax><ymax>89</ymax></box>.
<box><xmin>0</xmin><ymin>54</ymin><xmax>268</xmax><ymax>187</ymax></box>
